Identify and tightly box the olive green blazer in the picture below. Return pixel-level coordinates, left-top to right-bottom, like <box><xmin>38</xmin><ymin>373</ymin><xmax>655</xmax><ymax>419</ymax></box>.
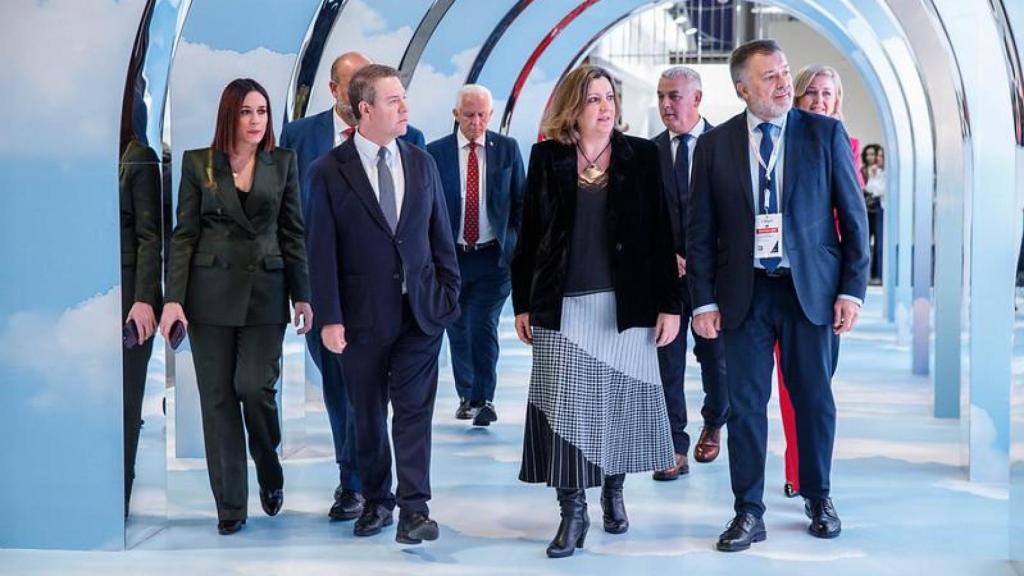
<box><xmin>119</xmin><ymin>140</ymin><xmax>163</xmax><ymax>314</ymax></box>
<box><xmin>166</xmin><ymin>147</ymin><xmax>311</xmax><ymax>326</ymax></box>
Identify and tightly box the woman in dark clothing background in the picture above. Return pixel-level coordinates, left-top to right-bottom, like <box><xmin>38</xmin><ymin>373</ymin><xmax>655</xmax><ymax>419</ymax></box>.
<box><xmin>511</xmin><ymin>65</ymin><xmax>681</xmax><ymax>558</ymax></box>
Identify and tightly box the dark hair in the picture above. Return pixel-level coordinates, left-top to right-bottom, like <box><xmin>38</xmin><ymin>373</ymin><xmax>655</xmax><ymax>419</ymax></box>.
<box><xmin>861</xmin><ymin>143</ymin><xmax>883</xmax><ymax>165</ymax></box>
<box><xmin>211</xmin><ymin>78</ymin><xmax>275</xmax><ymax>153</ymax></box>
<box><xmin>348</xmin><ymin>64</ymin><xmax>400</xmax><ymax>122</ymax></box>
<box><xmin>729</xmin><ymin>39</ymin><xmax>783</xmax><ymax>85</ymax></box>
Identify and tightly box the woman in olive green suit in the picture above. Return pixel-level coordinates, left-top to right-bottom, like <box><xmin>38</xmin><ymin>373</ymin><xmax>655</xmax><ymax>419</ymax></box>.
<box><xmin>160</xmin><ymin>78</ymin><xmax>313</xmax><ymax>535</ymax></box>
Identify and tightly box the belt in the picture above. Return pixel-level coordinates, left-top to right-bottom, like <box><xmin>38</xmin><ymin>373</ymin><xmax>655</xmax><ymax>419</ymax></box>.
<box><xmin>457</xmin><ymin>240</ymin><xmax>499</xmax><ymax>253</ymax></box>
<box><xmin>754</xmin><ymin>267</ymin><xmax>791</xmax><ymax>278</ymax></box>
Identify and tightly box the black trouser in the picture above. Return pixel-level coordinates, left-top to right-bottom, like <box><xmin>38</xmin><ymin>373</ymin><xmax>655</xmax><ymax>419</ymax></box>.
<box><xmin>340</xmin><ymin>300</ymin><xmax>442</xmax><ymax>515</ymax></box>
<box><xmin>123</xmin><ymin>331</ymin><xmax>154</xmax><ymax>509</ymax></box>
<box><xmin>656</xmin><ymin>280</ymin><xmax>729</xmax><ymax>455</ymax></box>
<box><xmin>722</xmin><ymin>274</ymin><xmax>838</xmax><ymax>518</ymax></box>
<box><xmin>189</xmin><ymin>322</ymin><xmax>286</xmax><ymax>521</ymax></box>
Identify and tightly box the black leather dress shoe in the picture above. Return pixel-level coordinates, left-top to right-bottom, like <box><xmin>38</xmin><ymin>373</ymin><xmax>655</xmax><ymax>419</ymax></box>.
<box><xmin>455</xmin><ymin>398</ymin><xmax>476</xmax><ymax>420</ymax></box>
<box><xmin>716</xmin><ymin>512</ymin><xmax>766</xmax><ymax>552</ymax></box>
<box><xmin>353</xmin><ymin>502</ymin><xmax>393</xmax><ymax>537</ymax></box>
<box><xmin>472</xmin><ymin>402</ymin><xmax>497</xmax><ymax>427</ymax></box>
<box><xmin>805</xmin><ymin>497</ymin><xmax>842</xmax><ymax>538</ymax></box>
<box><xmin>396</xmin><ymin>511</ymin><xmax>440</xmax><ymax>544</ymax></box>
<box><xmin>260</xmin><ymin>488</ymin><xmax>283</xmax><ymax>516</ymax></box>
<box><xmin>217</xmin><ymin>519</ymin><xmax>245</xmax><ymax>535</ymax></box>
<box><xmin>329</xmin><ymin>488</ymin><xmax>365</xmax><ymax>521</ymax></box>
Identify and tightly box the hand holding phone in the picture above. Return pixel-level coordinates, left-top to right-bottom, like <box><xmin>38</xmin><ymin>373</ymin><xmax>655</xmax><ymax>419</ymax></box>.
<box><xmin>123</xmin><ymin>321</ymin><xmax>140</xmax><ymax>349</ymax></box>
<box><xmin>168</xmin><ymin>320</ymin><xmax>186</xmax><ymax>350</ymax></box>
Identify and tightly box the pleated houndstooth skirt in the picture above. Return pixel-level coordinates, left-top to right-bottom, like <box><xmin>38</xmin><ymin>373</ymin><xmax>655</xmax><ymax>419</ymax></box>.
<box><xmin>519</xmin><ymin>291</ymin><xmax>675</xmax><ymax>489</ymax></box>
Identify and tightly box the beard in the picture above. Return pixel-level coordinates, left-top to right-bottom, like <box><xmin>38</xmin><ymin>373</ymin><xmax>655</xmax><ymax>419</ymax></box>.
<box><xmin>750</xmin><ymin>97</ymin><xmax>792</xmax><ymax>121</ymax></box>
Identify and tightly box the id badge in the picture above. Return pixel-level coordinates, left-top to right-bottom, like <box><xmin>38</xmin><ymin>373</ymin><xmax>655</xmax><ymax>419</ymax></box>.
<box><xmin>755</xmin><ymin>213</ymin><xmax>783</xmax><ymax>258</ymax></box>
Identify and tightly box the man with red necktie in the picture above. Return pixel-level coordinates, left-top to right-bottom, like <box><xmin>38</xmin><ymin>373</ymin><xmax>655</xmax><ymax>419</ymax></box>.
<box><xmin>427</xmin><ymin>84</ymin><xmax>526</xmax><ymax>426</ymax></box>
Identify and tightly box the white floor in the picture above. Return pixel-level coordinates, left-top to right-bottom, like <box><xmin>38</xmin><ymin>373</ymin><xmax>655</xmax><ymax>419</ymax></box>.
<box><xmin>2</xmin><ymin>288</ymin><xmax>1020</xmax><ymax>576</ymax></box>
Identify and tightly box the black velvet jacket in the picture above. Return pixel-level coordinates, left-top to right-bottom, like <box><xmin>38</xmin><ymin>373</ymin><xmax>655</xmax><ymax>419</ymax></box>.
<box><xmin>511</xmin><ymin>131</ymin><xmax>680</xmax><ymax>331</ymax></box>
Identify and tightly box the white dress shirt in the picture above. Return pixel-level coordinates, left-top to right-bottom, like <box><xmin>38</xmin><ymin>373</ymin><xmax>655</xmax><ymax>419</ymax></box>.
<box><xmin>352</xmin><ymin>129</ymin><xmax>405</xmax><ymax>219</ymax></box>
<box><xmin>746</xmin><ymin>110</ymin><xmax>790</xmax><ymax>270</ymax></box>
<box><xmin>456</xmin><ymin>130</ymin><xmax>494</xmax><ymax>245</ymax></box>
<box><xmin>333</xmin><ymin>109</ymin><xmax>353</xmax><ymax>147</ymax></box>
<box><xmin>667</xmin><ymin>117</ymin><xmax>707</xmax><ymax>178</ymax></box>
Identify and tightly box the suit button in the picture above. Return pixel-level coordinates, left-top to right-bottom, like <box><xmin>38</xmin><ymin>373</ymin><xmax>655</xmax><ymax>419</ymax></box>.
<box><xmin>397</xmin><ymin>239</ymin><xmax>403</xmax><ymax>245</ymax></box>
<box><xmin>615</xmin><ymin>243</ymin><xmax>623</xmax><ymax>252</ymax></box>
<box><xmin>247</xmin><ymin>265</ymin><xmax>256</xmax><ymax>272</ymax></box>
<box><xmin>216</xmin><ymin>208</ymin><xmax>222</xmax><ymax>215</ymax></box>
<box><xmin>393</xmin><ymin>273</ymin><xmax>401</xmax><ymax>280</ymax></box>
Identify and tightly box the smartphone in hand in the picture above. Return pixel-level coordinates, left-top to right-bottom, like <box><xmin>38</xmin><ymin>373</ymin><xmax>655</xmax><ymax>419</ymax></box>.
<box><xmin>168</xmin><ymin>320</ymin><xmax>186</xmax><ymax>350</ymax></box>
<box><xmin>123</xmin><ymin>321</ymin><xmax>140</xmax><ymax>349</ymax></box>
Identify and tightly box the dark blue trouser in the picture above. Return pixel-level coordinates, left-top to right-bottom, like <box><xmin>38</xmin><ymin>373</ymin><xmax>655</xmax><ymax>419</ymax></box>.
<box><xmin>447</xmin><ymin>244</ymin><xmax>511</xmax><ymax>403</ymax></box>
<box><xmin>339</xmin><ymin>300</ymin><xmax>442</xmax><ymax>514</ymax></box>
<box><xmin>306</xmin><ymin>331</ymin><xmax>361</xmax><ymax>492</ymax></box>
<box><xmin>657</xmin><ymin>283</ymin><xmax>729</xmax><ymax>455</ymax></box>
<box><xmin>722</xmin><ymin>274</ymin><xmax>838</xmax><ymax>518</ymax></box>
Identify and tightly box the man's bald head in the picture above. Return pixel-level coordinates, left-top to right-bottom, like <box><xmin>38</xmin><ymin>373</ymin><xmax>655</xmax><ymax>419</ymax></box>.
<box><xmin>329</xmin><ymin>52</ymin><xmax>373</xmax><ymax>125</ymax></box>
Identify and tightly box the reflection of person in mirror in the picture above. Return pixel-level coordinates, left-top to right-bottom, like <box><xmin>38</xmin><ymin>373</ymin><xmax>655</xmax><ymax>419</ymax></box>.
<box><xmin>160</xmin><ymin>78</ymin><xmax>313</xmax><ymax>536</ymax></box>
<box><xmin>511</xmin><ymin>65</ymin><xmax>680</xmax><ymax>559</ymax></box>
<box><xmin>861</xmin><ymin>143</ymin><xmax>885</xmax><ymax>283</ymax></box>
<box><xmin>119</xmin><ymin>133</ymin><xmax>162</xmax><ymax>517</ymax></box>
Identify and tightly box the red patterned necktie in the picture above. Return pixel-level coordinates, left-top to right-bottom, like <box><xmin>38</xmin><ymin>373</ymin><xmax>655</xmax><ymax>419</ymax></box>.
<box><xmin>464</xmin><ymin>141</ymin><xmax>480</xmax><ymax>246</ymax></box>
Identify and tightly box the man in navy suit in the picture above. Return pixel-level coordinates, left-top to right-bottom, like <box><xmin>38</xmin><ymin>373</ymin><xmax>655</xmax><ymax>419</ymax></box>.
<box><xmin>687</xmin><ymin>40</ymin><xmax>868</xmax><ymax>551</ymax></box>
<box><xmin>426</xmin><ymin>85</ymin><xmax>525</xmax><ymax>426</ymax></box>
<box><xmin>650</xmin><ymin>67</ymin><xmax>729</xmax><ymax>482</ymax></box>
<box><xmin>306</xmin><ymin>64</ymin><xmax>460</xmax><ymax>544</ymax></box>
<box><xmin>280</xmin><ymin>51</ymin><xmax>426</xmax><ymax>522</ymax></box>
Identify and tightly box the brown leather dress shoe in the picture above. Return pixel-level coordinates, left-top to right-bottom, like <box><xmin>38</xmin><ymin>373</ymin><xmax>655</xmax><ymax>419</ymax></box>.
<box><xmin>652</xmin><ymin>453</ymin><xmax>689</xmax><ymax>481</ymax></box>
<box><xmin>694</xmin><ymin>425</ymin><xmax>722</xmax><ymax>463</ymax></box>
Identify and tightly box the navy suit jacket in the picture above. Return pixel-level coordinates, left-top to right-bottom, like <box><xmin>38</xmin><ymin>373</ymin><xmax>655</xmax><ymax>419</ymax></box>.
<box><xmin>653</xmin><ymin>121</ymin><xmax>714</xmax><ymax>256</ymax></box>
<box><xmin>280</xmin><ymin>108</ymin><xmax>426</xmax><ymax>206</ymax></box>
<box><xmin>686</xmin><ymin>108</ymin><xmax>869</xmax><ymax>329</ymax></box>
<box><xmin>425</xmin><ymin>130</ymin><xmax>526</xmax><ymax>268</ymax></box>
<box><xmin>305</xmin><ymin>138</ymin><xmax>461</xmax><ymax>345</ymax></box>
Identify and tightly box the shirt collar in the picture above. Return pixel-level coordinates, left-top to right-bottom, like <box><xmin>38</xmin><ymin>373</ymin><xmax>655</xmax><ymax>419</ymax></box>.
<box><xmin>457</xmin><ymin>129</ymin><xmax>486</xmax><ymax>150</ymax></box>
<box><xmin>333</xmin><ymin>108</ymin><xmax>351</xmax><ymax>137</ymax></box>
<box><xmin>746</xmin><ymin>109</ymin><xmax>787</xmax><ymax>135</ymax></box>
<box><xmin>668</xmin><ymin>117</ymin><xmax>706</xmax><ymax>141</ymax></box>
<box><xmin>353</xmin><ymin>128</ymin><xmax>398</xmax><ymax>166</ymax></box>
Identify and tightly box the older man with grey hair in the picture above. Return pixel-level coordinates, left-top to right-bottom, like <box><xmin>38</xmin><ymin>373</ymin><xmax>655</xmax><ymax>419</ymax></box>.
<box><xmin>650</xmin><ymin>66</ymin><xmax>729</xmax><ymax>482</ymax></box>
<box><xmin>427</xmin><ymin>84</ymin><xmax>526</xmax><ymax>426</ymax></box>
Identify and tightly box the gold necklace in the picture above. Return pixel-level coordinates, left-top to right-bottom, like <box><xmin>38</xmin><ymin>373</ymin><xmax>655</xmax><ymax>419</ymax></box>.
<box><xmin>577</xmin><ymin>140</ymin><xmax>611</xmax><ymax>185</ymax></box>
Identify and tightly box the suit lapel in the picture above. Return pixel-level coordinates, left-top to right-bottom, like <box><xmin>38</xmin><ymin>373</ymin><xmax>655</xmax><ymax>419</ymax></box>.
<box><xmin>654</xmin><ymin>130</ymin><xmax>677</xmax><ymax>198</ymax></box>
<box><xmin>730</xmin><ymin>114</ymin><xmax>755</xmax><ymax>218</ymax></box>
<box><xmin>782</xmin><ymin>108</ymin><xmax>803</xmax><ymax>215</ymax></box>
<box><xmin>317</xmin><ymin>110</ymin><xmax>335</xmax><ymax>155</ymax></box>
<box><xmin>211</xmin><ymin>150</ymin><xmax>256</xmax><ymax>234</ymax></box>
<box><xmin>552</xmin><ymin>142</ymin><xmax>577</xmax><ymax>218</ymax></box>
<box><xmin>607</xmin><ymin>131</ymin><xmax>633</xmax><ymax>239</ymax></box>
<box><xmin>243</xmin><ymin>150</ymin><xmax>275</xmax><ymax>221</ymax></box>
<box><xmin>441</xmin><ymin>135</ymin><xmax>461</xmax><ymax>235</ymax></box>
<box><xmin>395</xmin><ymin>139</ymin><xmax>418</xmax><ymax>237</ymax></box>
<box><xmin>335</xmin><ymin>140</ymin><xmax>393</xmax><ymax>235</ymax></box>
<box><xmin>484</xmin><ymin>132</ymin><xmax>502</xmax><ymax>228</ymax></box>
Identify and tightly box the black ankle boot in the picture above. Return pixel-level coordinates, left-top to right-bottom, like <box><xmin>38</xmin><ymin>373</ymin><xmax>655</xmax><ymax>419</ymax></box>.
<box><xmin>546</xmin><ymin>489</ymin><xmax>589</xmax><ymax>558</ymax></box>
<box><xmin>600</xmin><ymin>474</ymin><xmax>628</xmax><ymax>534</ymax></box>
